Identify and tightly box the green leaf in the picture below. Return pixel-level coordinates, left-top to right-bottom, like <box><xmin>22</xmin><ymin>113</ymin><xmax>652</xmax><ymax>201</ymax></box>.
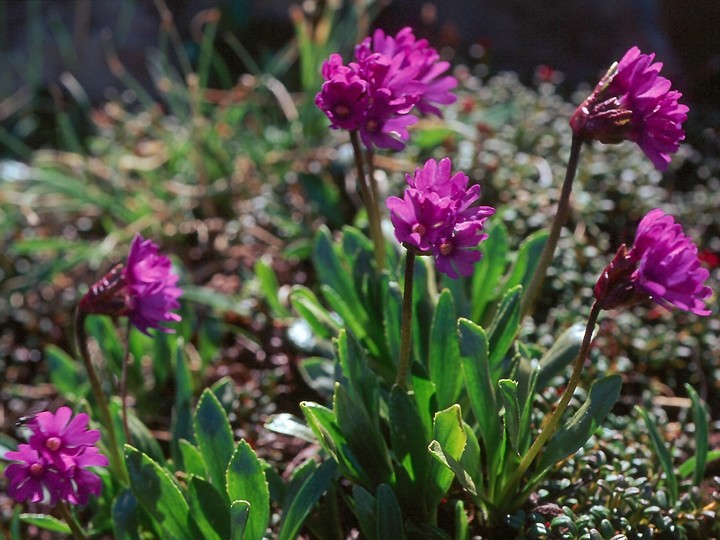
<box><xmin>255</xmin><ymin>257</ymin><xmax>292</xmax><ymax>319</ymax></box>
<box><xmin>686</xmin><ymin>384</ymin><xmax>709</xmax><ymax>486</ymax></box>
<box><xmin>471</xmin><ymin>219</ymin><xmax>509</xmax><ymax>322</ymax></box>
<box><xmin>501</xmin><ymin>229</ymin><xmax>548</xmax><ymax>295</ymax></box>
<box><xmin>290</xmin><ymin>286</ymin><xmax>340</xmax><ymax>340</ymax></box>
<box><xmin>126</xmin><ymin>411</ymin><xmax>165</xmax><ymax>465</ymax></box>
<box><xmin>337</xmin><ymin>330</ymin><xmax>380</xmax><ymax>420</ymax></box>
<box><xmin>265</xmin><ymin>413</ymin><xmax>317</xmax><ymax>443</ymax></box>
<box><xmin>230</xmin><ymin>500</ymin><xmax>250</xmax><ymax>540</ymax></box>
<box><xmin>211</xmin><ymin>377</ymin><xmax>238</xmax><ymax>417</ymax></box>
<box><xmin>539</xmin><ymin>375</ymin><xmax>622</xmax><ymax>472</ymax></box>
<box><xmin>125</xmin><ymin>445</ymin><xmax>197</xmax><ymax>540</ymax></box>
<box><xmin>458</xmin><ymin>319</ymin><xmax>501</xmax><ymax>460</ymax></box>
<box><xmin>498</xmin><ymin>379</ymin><xmax>521</xmax><ymax>454</ymax></box>
<box><xmin>486</xmin><ymin>286</ymin><xmax>521</xmax><ymax>378</ymax></box>
<box><xmin>637</xmin><ymin>406</ymin><xmax>678</xmax><ymax>504</ymax></box>
<box><xmin>298</xmin><ymin>172</ymin><xmax>344</xmax><ymax>228</ymax></box>
<box><xmin>453</xmin><ymin>499</ymin><xmax>469</xmax><ymax>540</ymax></box>
<box><xmin>429</xmin><ymin>290</ymin><xmax>461</xmax><ymax>408</ymax></box>
<box><xmin>427</xmin><ymin>405</ymin><xmax>467</xmax><ymax>507</ymax></box>
<box><xmin>536</xmin><ymin>323</ymin><xmax>586</xmax><ymax>390</ymax></box>
<box><xmin>301</xmin><ymin>400</ymin><xmax>361</xmax><ymax>479</ymax></box>
<box><xmin>389</xmin><ymin>385</ymin><xmax>431</xmax><ymax>490</ymax></box>
<box><xmin>320</xmin><ymin>283</ymin><xmax>368</xmax><ymax>341</ymax></box>
<box><xmin>297</xmin><ymin>357</ymin><xmax>336</xmax><ymax>398</ymax></box>
<box><xmin>179</xmin><ymin>440</ymin><xmax>207</xmax><ymax>479</ymax></box>
<box><xmin>335</xmin><ymin>384</ymin><xmax>393</xmax><ymax>487</ymax></box>
<box><xmin>193</xmin><ymin>389</ymin><xmax>235</xmax><ymax>493</ymax></box>
<box><xmin>678</xmin><ymin>449</ymin><xmax>720</xmax><ymax>478</ymax></box>
<box><xmin>187</xmin><ymin>477</ymin><xmax>230</xmax><ymax>540</ymax></box>
<box><xmin>279</xmin><ymin>459</ymin><xmax>337</xmax><ymax>540</ymax></box>
<box><xmin>46</xmin><ymin>344</ymin><xmax>88</xmax><ymax>400</ymax></box>
<box><xmin>382</xmin><ymin>279</ymin><xmax>403</xmax><ymax>365</ymax></box>
<box><xmin>376</xmin><ymin>484</ymin><xmax>405</xmax><ymax>540</ymax></box>
<box><xmin>112</xmin><ymin>489</ymin><xmax>142</xmax><ymax>540</ymax></box>
<box><xmin>352</xmin><ymin>485</ymin><xmax>378</xmax><ymax>540</ymax></box>
<box><xmin>19</xmin><ymin>514</ymin><xmax>70</xmax><ymax>534</ymax></box>
<box><xmin>226</xmin><ymin>440</ymin><xmax>270</xmax><ymax>540</ymax></box>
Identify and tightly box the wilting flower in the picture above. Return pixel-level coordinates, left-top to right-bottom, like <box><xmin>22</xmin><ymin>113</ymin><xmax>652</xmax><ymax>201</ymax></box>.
<box><xmin>595</xmin><ymin>209</ymin><xmax>712</xmax><ymax>315</ymax></box>
<box><xmin>79</xmin><ymin>233</ymin><xmax>182</xmax><ymax>335</ymax></box>
<box><xmin>316</xmin><ymin>27</ymin><xmax>457</xmax><ymax>150</ymax></box>
<box><xmin>570</xmin><ymin>46</ymin><xmax>688</xmax><ymax>170</ymax></box>
<box><xmin>387</xmin><ymin>158</ymin><xmax>495</xmax><ymax>279</ymax></box>
<box><xmin>4</xmin><ymin>407</ymin><xmax>107</xmax><ymax>506</ymax></box>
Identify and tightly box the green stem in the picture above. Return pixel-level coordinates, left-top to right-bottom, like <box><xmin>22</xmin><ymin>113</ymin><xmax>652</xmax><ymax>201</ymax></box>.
<box><xmin>365</xmin><ymin>146</ymin><xmax>386</xmax><ymax>268</ymax></box>
<box><xmin>349</xmin><ymin>130</ymin><xmax>385</xmax><ymax>273</ymax></box>
<box><xmin>120</xmin><ymin>320</ymin><xmax>133</xmax><ymax>445</ymax></box>
<box><xmin>498</xmin><ymin>300</ymin><xmax>601</xmax><ymax>506</ymax></box>
<box><xmin>57</xmin><ymin>501</ymin><xmax>87</xmax><ymax>540</ymax></box>
<box><xmin>520</xmin><ymin>134</ymin><xmax>583</xmax><ymax>319</ymax></box>
<box><xmin>396</xmin><ymin>250</ymin><xmax>416</xmax><ymax>388</ymax></box>
<box><xmin>75</xmin><ymin>310</ymin><xmax>128</xmax><ymax>484</ymax></box>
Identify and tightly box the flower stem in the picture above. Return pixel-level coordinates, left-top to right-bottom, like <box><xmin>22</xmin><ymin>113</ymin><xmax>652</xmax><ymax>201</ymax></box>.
<box><xmin>520</xmin><ymin>134</ymin><xmax>583</xmax><ymax>319</ymax></box>
<box><xmin>396</xmin><ymin>250</ymin><xmax>416</xmax><ymax>388</ymax></box>
<box><xmin>75</xmin><ymin>310</ymin><xmax>128</xmax><ymax>484</ymax></box>
<box><xmin>57</xmin><ymin>501</ymin><xmax>87</xmax><ymax>540</ymax></box>
<box><xmin>350</xmin><ymin>130</ymin><xmax>385</xmax><ymax>273</ymax></box>
<box><xmin>498</xmin><ymin>300</ymin><xmax>601</xmax><ymax>506</ymax></box>
<box><xmin>120</xmin><ymin>320</ymin><xmax>133</xmax><ymax>445</ymax></box>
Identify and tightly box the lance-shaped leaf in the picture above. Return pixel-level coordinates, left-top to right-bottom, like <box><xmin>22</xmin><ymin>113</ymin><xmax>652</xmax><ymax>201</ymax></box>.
<box><xmin>538</xmin><ymin>375</ymin><xmax>622</xmax><ymax>472</ymax></box>
<box><xmin>427</xmin><ymin>405</ymin><xmax>467</xmax><ymax>508</ymax></box>
<box><xmin>226</xmin><ymin>440</ymin><xmax>270</xmax><ymax>540</ymax></box>
<box><xmin>429</xmin><ymin>290</ymin><xmax>461</xmax><ymax>408</ymax></box>
<box><xmin>193</xmin><ymin>389</ymin><xmax>234</xmax><ymax>493</ymax></box>
<box><xmin>279</xmin><ymin>459</ymin><xmax>337</xmax><ymax>540</ymax></box>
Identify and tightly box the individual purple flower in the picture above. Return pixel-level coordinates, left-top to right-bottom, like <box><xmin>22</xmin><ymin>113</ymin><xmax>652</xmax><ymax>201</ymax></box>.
<box><xmin>595</xmin><ymin>209</ymin><xmax>712</xmax><ymax>315</ymax></box>
<box><xmin>316</xmin><ymin>27</ymin><xmax>457</xmax><ymax>150</ymax></box>
<box><xmin>387</xmin><ymin>158</ymin><xmax>495</xmax><ymax>279</ymax></box>
<box><xmin>570</xmin><ymin>46</ymin><xmax>688</xmax><ymax>171</ymax></box>
<box><xmin>4</xmin><ymin>444</ymin><xmax>64</xmax><ymax>504</ymax></box>
<box><xmin>4</xmin><ymin>408</ymin><xmax>108</xmax><ymax>506</ymax></box>
<box><xmin>27</xmin><ymin>407</ymin><xmax>100</xmax><ymax>468</ymax></box>
<box><xmin>79</xmin><ymin>234</ymin><xmax>182</xmax><ymax>335</ymax></box>
<box><xmin>123</xmin><ymin>233</ymin><xmax>182</xmax><ymax>335</ymax></box>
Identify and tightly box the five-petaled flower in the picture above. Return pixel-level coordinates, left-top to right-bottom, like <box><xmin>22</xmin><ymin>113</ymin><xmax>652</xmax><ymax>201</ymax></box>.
<box><xmin>79</xmin><ymin>233</ymin><xmax>182</xmax><ymax>335</ymax></box>
<box><xmin>387</xmin><ymin>158</ymin><xmax>495</xmax><ymax>279</ymax></box>
<box><xmin>4</xmin><ymin>407</ymin><xmax>108</xmax><ymax>506</ymax></box>
<box><xmin>316</xmin><ymin>27</ymin><xmax>457</xmax><ymax>150</ymax></box>
<box><xmin>570</xmin><ymin>46</ymin><xmax>688</xmax><ymax>171</ymax></box>
<box><xmin>595</xmin><ymin>209</ymin><xmax>712</xmax><ymax>315</ymax></box>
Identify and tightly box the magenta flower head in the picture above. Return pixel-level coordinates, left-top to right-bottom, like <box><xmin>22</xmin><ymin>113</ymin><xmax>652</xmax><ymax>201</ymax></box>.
<box><xmin>387</xmin><ymin>158</ymin><xmax>495</xmax><ymax>279</ymax></box>
<box><xmin>79</xmin><ymin>233</ymin><xmax>182</xmax><ymax>335</ymax></box>
<box><xmin>4</xmin><ymin>407</ymin><xmax>108</xmax><ymax>506</ymax></box>
<box><xmin>316</xmin><ymin>27</ymin><xmax>457</xmax><ymax>150</ymax></box>
<box><xmin>570</xmin><ymin>46</ymin><xmax>688</xmax><ymax>170</ymax></box>
<box><xmin>595</xmin><ymin>209</ymin><xmax>712</xmax><ymax>315</ymax></box>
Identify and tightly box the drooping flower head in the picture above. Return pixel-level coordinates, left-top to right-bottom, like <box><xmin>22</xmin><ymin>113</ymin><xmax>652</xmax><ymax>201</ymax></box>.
<box><xmin>387</xmin><ymin>158</ymin><xmax>495</xmax><ymax>279</ymax></box>
<box><xmin>316</xmin><ymin>27</ymin><xmax>457</xmax><ymax>150</ymax></box>
<box><xmin>4</xmin><ymin>407</ymin><xmax>108</xmax><ymax>506</ymax></box>
<box><xmin>570</xmin><ymin>46</ymin><xmax>688</xmax><ymax>170</ymax></box>
<box><xmin>79</xmin><ymin>233</ymin><xmax>182</xmax><ymax>335</ymax></box>
<box><xmin>595</xmin><ymin>209</ymin><xmax>712</xmax><ymax>315</ymax></box>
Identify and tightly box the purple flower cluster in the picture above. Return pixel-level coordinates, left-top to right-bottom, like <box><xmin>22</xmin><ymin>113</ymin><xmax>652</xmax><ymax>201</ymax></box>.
<box><xmin>387</xmin><ymin>158</ymin><xmax>495</xmax><ymax>279</ymax></box>
<box><xmin>315</xmin><ymin>27</ymin><xmax>457</xmax><ymax>150</ymax></box>
<box><xmin>570</xmin><ymin>46</ymin><xmax>688</xmax><ymax>171</ymax></box>
<box><xmin>4</xmin><ymin>407</ymin><xmax>108</xmax><ymax>506</ymax></box>
<box><xmin>79</xmin><ymin>234</ymin><xmax>182</xmax><ymax>335</ymax></box>
<box><xmin>595</xmin><ymin>209</ymin><xmax>712</xmax><ymax>315</ymax></box>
